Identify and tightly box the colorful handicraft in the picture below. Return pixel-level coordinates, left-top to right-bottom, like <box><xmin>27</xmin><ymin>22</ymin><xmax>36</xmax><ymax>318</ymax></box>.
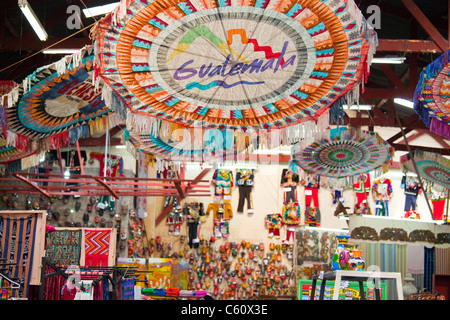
<box><xmin>291</xmin><ymin>128</ymin><xmax>394</xmax><ymax>179</ymax></box>
<box><xmin>236</xmin><ymin>169</ymin><xmax>254</xmax><ymax>214</ymax></box>
<box><xmin>414</xmin><ymin>48</ymin><xmax>450</xmax><ymax>140</ymax></box>
<box><xmin>94</xmin><ymin>0</ymin><xmax>376</xmax><ymax>133</ymax></box>
<box><xmin>46</xmin><ymin>229</ymin><xmax>82</xmax><ymax>266</ymax></box>
<box><xmin>6</xmin><ymin>46</ymin><xmax>115</xmax><ymax>140</ymax></box>
<box><xmin>126</xmin><ymin>119</ymin><xmax>235</xmax><ymax>162</ymax></box>
<box><xmin>84</xmin><ymin>229</ymin><xmax>111</xmax><ymax>266</ymax></box>
<box><xmin>265</xmin><ymin>213</ymin><xmax>283</xmax><ymax>239</ymax></box>
<box><xmin>0</xmin><ymin>214</ymin><xmax>38</xmax><ymax>298</ymax></box>
<box><xmin>400</xmin><ymin>150</ymin><xmax>450</xmax><ymax>190</ymax></box>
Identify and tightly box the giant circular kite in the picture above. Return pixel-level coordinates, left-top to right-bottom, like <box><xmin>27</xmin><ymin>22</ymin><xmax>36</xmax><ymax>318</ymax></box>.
<box><xmin>291</xmin><ymin>128</ymin><xmax>393</xmax><ymax>178</ymax></box>
<box><xmin>401</xmin><ymin>150</ymin><xmax>450</xmax><ymax>190</ymax></box>
<box><xmin>7</xmin><ymin>46</ymin><xmax>113</xmax><ymax>139</ymax></box>
<box><xmin>96</xmin><ymin>0</ymin><xmax>376</xmax><ymax>131</ymax></box>
<box><xmin>127</xmin><ymin>125</ymin><xmax>235</xmax><ymax>161</ymax></box>
<box><xmin>414</xmin><ymin>48</ymin><xmax>450</xmax><ymax>139</ymax></box>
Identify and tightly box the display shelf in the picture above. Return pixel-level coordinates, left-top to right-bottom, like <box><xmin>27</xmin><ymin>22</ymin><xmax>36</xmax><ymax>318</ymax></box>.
<box><xmin>310</xmin><ymin>270</ymin><xmax>404</xmax><ymax>300</ymax></box>
<box><xmin>340</xmin><ymin>214</ymin><xmax>447</xmax><ymax>225</ymax></box>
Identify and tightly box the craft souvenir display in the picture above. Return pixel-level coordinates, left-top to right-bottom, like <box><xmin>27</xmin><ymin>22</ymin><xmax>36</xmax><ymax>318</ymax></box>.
<box><xmin>332</xmin><ymin>235</ymin><xmax>349</xmax><ymax>271</ymax></box>
<box><xmin>212</xmin><ymin>169</ymin><xmax>234</xmax><ymax>203</ymax></box>
<box><xmin>94</xmin><ymin>0</ymin><xmax>376</xmax><ymax>134</ymax></box>
<box><xmin>264</xmin><ymin>213</ymin><xmax>283</xmax><ymax>239</ymax></box>
<box><xmin>414</xmin><ymin>48</ymin><xmax>450</xmax><ymax>139</ymax></box>
<box><xmin>281</xmin><ymin>169</ymin><xmax>299</xmax><ymax>204</ymax></box>
<box><xmin>347</xmin><ymin>249</ymin><xmax>365</xmax><ymax>271</ymax></box>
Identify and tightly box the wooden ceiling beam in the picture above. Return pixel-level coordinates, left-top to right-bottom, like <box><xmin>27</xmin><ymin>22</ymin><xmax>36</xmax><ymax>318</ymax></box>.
<box><xmin>0</xmin><ymin>37</ymin><xmax>91</xmax><ymax>52</ymax></box>
<box><xmin>376</xmin><ymin>39</ymin><xmax>442</xmax><ymax>53</ymax></box>
<box><xmin>400</xmin><ymin>0</ymin><xmax>449</xmax><ymax>52</ymax></box>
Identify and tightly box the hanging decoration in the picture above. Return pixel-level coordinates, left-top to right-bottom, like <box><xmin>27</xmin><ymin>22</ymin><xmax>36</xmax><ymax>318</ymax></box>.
<box><xmin>400</xmin><ymin>150</ymin><xmax>450</xmax><ymax>190</ymax></box>
<box><xmin>414</xmin><ymin>49</ymin><xmax>450</xmax><ymax>139</ymax></box>
<box><xmin>45</xmin><ymin>229</ymin><xmax>83</xmax><ymax>266</ymax></box>
<box><xmin>291</xmin><ymin>127</ymin><xmax>393</xmax><ymax>179</ymax></box>
<box><xmin>93</xmin><ymin>0</ymin><xmax>376</xmax><ymax>133</ymax></box>
<box><xmin>126</xmin><ymin>121</ymin><xmax>235</xmax><ymax>162</ymax></box>
<box><xmin>0</xmin><ymin>213</ymin><xmax>39</xmax><ymax>298</ymax></box>
<box><xmin>6</xmin><ymin>46</ymin><xmax>118</xmax><ymax>141</ymax></box>
<box><xmin>84</xmin><ymin>229</ymin><xmax>112</xmax><ymax>266</ymax></box>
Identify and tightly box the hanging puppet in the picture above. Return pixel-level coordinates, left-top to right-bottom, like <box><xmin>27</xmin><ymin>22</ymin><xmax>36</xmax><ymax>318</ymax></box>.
<box><xmin>264</xmin><ymin>213</ymin><xmax>283</xmax><ymax>240</ymax></box>
<box><xmin>209</xmin><ymin>168</ymin><xmax>234</xmax><ymax>237</ymax></box>
<box><xmin>212</xmin><ymin>169</ymin><xmax>234</xmax><ymax>203</ymax></box>
<box><xmin>235</xmin><ymin>168</ymin><xmax>255</xmax><ymax>214</ymax></box>
<box><xmin>280</xmin><ymin>169</ymin><xmax>299</xmax><ymax>204</ymax></box>
<box><xmin>282</xmin><ymin>201</ymin><xmax>300</xmax><ymax>244</ymax></box>
<box><xmin>401</xmin><ymin>174</ymin><xmax>421</xmax><ymax>218</ymax></box>
<box><xmin>206</xmin><ymin>201</ymin><xmax>232</xmax><ymax>238</ymax></box>
<box><xmin>353</xmin><ymin>173</ymin><xmax>371</xmax><ymax>215</ymax></box>
<box><xmin>301</xmin><ymin>173</ymin><xmax>321</xmax><ymax>226</ymax></box>
<box><xmin>372</xmin><ymin>176</ymin><xmax>393</xmax><ymax>216</ymax></box>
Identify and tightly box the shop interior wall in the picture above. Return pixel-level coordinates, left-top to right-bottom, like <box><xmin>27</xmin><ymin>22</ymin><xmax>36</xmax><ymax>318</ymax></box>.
<box><xmin>146</xmin><ymin>161</ymin><xmax>435</xmax><ymax>246</ymax></box>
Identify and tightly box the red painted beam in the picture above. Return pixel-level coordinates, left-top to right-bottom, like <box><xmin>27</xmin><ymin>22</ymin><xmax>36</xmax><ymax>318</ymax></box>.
<box><xmin>361</xmin><ymin>88</ymin><xmax>413</xmax><ymax>100</ymax></box>
<box><xmin>400</xmin><ymin>0</ymin><xmax>449</xmax><ymax>52</ymax></box>
<box><xmin>376</xmin><ymin>39</ymin><xmax>442</xmax><ymax>53</ymax></box>
<box><xmin>12</xmin><ymin>173</ymin><xmax>51</xmax><ymax>198</ymax></box>
<box><xmin>94</xmin><ymin>177</ymin><xmax>120</xmax><ymax>199</ymax></box>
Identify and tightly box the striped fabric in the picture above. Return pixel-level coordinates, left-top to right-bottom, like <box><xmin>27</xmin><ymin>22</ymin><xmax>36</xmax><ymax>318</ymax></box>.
<box><xmin>84</xmin><ymin>230</ymin><xmax>111</xmax><ymax>266</ymax></box>
<box><xmin>0</xmin><ymin>214</ymin><xmax>38</xmax><ymax>298</ymax></box>
<box><xmin>424</xmin><ymin>247</ymin><xmax>435</xmax><ymax>292</ymax></box>
<box><xmin>435</xmin><ymin>248</ymin><xmax>450</xmax><ymax>275</ymax></box>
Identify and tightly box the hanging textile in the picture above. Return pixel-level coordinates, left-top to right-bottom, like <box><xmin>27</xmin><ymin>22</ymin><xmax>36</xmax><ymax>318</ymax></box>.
<box><xmin>380</xmin><ymin>243</ymin><xmax>398</xmax><ymax>300</ymax></box>
<box><xmin>136</xmin><ymin>152</ymin><xmax>149</xmax><ymax>218</ymax></box>
<box><xmin>84</xmin><ymin>229</ymin><xmax>111</xmax><ymax>266</ymax></box>
<box><xmin>407</xmin><ymin>244</ymin><xmax>424</xmax><ymax>275</ymax></box>
<box><xmin>46</xmin><ymin>229</ymin><xmax>82</xmax><ymax>266</ymax></box>
<box><xmin>424</xmin><ymin>247</ymin><xmax>435</xmax><ymax>292</ymax></box>
<box><xmin>74</xmin><ymin>280</ymin><xmax>94</xmax><ymax>300</ymax></box>
<box><xmin>435</xmin><ymin>247</ymin><xmax>450</xmax><ymax>275</ymax></box>
<box><xmin>0</xmin><ymin>214</ymin><xmax>38</xmax><ymax>298</ymax></box>
<box><xmin>121</xmin><ymin>277</ymin><xmax>135</xmax><ymax>300</ymax></box>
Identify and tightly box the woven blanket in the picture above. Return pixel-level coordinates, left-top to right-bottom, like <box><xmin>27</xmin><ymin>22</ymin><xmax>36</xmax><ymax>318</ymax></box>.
<box><xmin>84</xmin><ymin>229</ymin><xmax>111</xmax><ymax>266</ymax></box>
<box><xmin>46</xmin><ymin>229</ymin><xmax>82</xmax><ymax>266</ymax></box>
<box><xmin>0</xmin><ymin>214</ymin><xmax>38</xmax><ymax>298</ymax></box>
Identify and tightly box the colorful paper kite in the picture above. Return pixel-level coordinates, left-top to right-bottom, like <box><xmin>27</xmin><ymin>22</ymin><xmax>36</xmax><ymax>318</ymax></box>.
<box><xmin>291</xmin><ymin>127</ymin><xmax>393</xmax><ymax>178</ymax></box>
<box><xmin>6</xmin><ymin>46</ymin><xmax>113</xmax><ymax>140</ymax></box>
<box><xmin>126</xmin><ymin>117</ymin><xmax>235</xmax><ymax>161</ymax></box>
<box><xmin>94</xmin><ymin>0</ymin><xmax>376</xmax><ymax>132</ymax></box>
<box><xmin>401</xmin><ymin>150</ymin><xmax>450</xmax><ymax>190</ymax></box>
<box><xmin>414</xmin><ymin>49</ymin><xmax>450</xmax><ymax>140</ymax></box>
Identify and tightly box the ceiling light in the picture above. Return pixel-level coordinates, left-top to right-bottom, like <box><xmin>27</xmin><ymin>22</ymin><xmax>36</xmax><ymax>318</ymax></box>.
<box><xmin>372</xmin><ymin>56</ymin><xmax>406</xmax><ymax>64</ymax></box>
<box><xmin>43</xmin><ymin>49</ymin><xmax>80</xmax><ymax>55</ymax></box>
<box><xmin>394</xmin><ymin>98</ymin><xmax>414</xmax><ymax>108</ymax></box>
<box><xmin>343</xmin><ymin>104</ymin><xmax>373</xmax><ymax>111</ymax></box>
<box><xmin>18</xmin><ymin>0</ymin><xmax>48</xmax><ymax>41</ymax></box>
<box><xmin>82</xmin><ymin>2</ymin><xmax>119</xmax><ymax>18</ymax></box>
